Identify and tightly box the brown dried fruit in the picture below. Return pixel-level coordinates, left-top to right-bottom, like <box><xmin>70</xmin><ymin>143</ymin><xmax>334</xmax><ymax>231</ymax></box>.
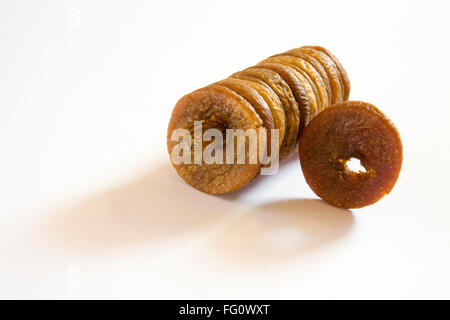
<box><xmin>232</xmin><ymin>67</ymin><xmax>302</xmax><ymax>160</ymax></box>
<box><xmin>254</xmin><ymin>62</ymin><xmax>311</xmax><ymax>133</ymax></box>
<box><xmin>299</xmin><ymin>101</ymin><xmax>402</xmax><ymax>209</ymax></box>
<box><xmin>167</xmin><ymin>85</ymin><xmax>265</xmax><ymax>194</ymax></box>
<box><xmin>304</xmin><ymin>46</ymin><xmax>351</xmax><ymax>101</ymax></box>
<box><xmin>293</xmin><ymin>47</ymin><xmax>344</xmax><ymax>104</ymax></box>
<box><xmin>261</xmin><ymin>55</ymin><xmax>328</xmax><ymax>117</ymax></box>
<box><xmin>273</xmin><ymin>50</ymin><xmax>333</xmax><ymax>106</ymax></box>
<box><xmin>168</xmin><ymin>45</ymin><xmax>355</xmax><ymax>195</ymax></box>
<box><xmin>214</xmin><ymin>78</ymin><xmax>275</xmax><ymax>161</ymax></box>
<box><xmin>224</xmin><ymin>77</ymin><xmax>286</xmax><ymax>151</ymax></box>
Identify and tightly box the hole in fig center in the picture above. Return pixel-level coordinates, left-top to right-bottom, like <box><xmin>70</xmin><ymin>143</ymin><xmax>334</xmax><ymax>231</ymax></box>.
<box><xmin>345</xmin><ymin>157</ymin><xmax>367</xmax><ymax>173</ymax></box>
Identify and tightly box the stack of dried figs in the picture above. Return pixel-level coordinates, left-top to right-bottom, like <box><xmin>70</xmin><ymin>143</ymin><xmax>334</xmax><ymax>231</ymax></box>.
<box><xmin>167</xmin><ymin>46</ymin><xmax>402</xmax><ymax>209</ymax></box>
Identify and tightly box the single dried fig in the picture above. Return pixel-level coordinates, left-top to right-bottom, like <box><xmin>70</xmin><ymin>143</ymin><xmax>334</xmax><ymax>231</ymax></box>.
<box><xmin>167</xmin><ymin>85</ymin><xmax>265</xmax><ymax>194</ymax></box>
<box><xmin>299</xmin><ymin>101</ymin><xmax>402</xmax><ymax>208</ymax></box>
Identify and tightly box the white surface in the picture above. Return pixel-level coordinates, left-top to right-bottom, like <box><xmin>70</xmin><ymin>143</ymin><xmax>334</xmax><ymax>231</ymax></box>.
<box><xmin>1</xmin><ymin>0</ymin><xmax>450</xmax><ymax>299</ymax></box>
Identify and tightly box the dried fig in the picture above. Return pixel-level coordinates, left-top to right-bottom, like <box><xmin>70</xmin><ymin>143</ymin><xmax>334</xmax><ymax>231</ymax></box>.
<box><xmin>167</xmin><ymin>85</ymin><xmax>265</xmax><ymax>194</ymax></box>
<box><xmin>254</xmin><ymin>62</ymin><xmax>311</xmax><ymax>133</ymax></box>
<box><xmin>223</xmin><ymin>77</ymin><xmax>286</xmax><ymax>151</ymax></box>
<box><xmin>293</xmin><ymin>47</ymin><xmax>343</xmax><ymax>104</ymax></box>
<box><xmin>303</xmin><ymin>46</ymin><xmax>350</xmax><ymax>101</ymax></box>
<box><xmin>260</xmin><ymin>56</ymin><xmax>328</xmax><ymax>117</ymax></box>
<box><xmin>299</xmin><ymin>101</ymin><xmax>402</xmax><ymax>208</ymax></box>
<box><xmin>214</xmin><ymin>78</ymin><xmax>275</xmax><ymax>161</ymax></box>
<box><xmin>273</xmin><ymin>50</ymin><xmax>333</xmax><ymax>106</ymax></box>
<box><xmin>232</xmin><ymin>67</ymin><xmax>302</xmax><ymax>160</ymax></box>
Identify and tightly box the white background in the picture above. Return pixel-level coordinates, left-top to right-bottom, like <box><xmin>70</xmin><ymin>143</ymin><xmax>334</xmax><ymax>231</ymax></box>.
<box><xmin>1</xmin><ymin>0</ymin><xmax>449</xmax><ymax>299</ymax></box>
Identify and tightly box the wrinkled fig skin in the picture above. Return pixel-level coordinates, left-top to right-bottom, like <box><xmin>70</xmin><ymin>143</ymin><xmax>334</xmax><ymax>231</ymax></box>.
<box><xmin>299</xmin><ymin>101</ymin><xmax>402</xmax><ymax>209</ymax></box>
<box><xmin>273</xmin><ymin>50</ymin><xmax>333</xmax><ymax>106</ymax></box>
<box><xmin>214</xmin><ymin>78</ymin><xmax>275</xmax><ymax>162</ymax></box>
<box><xmin>258</xmin><ymin>56</ymin><xmax>328</xmax><ymax>119</ymax></box>
<box><xmin>304</xmin><ymin>46</ymin><xmax>351</xmax><ymax>101</ymax></box>
<box><xmin>226</xmin><ymin>77</ymin><xmax>286</xmax><ymax>150</ymax></box>
<box><xmin>167</xmin><ymin>85</ymin><xmax>265</xmax><ymax>194</ymax></box>
<box><xmin>254</xmin><ymin>62</ymin><xmax>310</xmax><ymax>134</ymax></box>
<box><xmin>231</xmin><ymin>73</ymin><xmax>288</xmax><ymax>158</ymax></box>
<box><xmin>232</xmin><ymin>67</ymin><xmax>301</xmax><ymax>160</ymax></box>
<box><xmin>168</xmin><ymin>45</ymin><xmax>352</xmax><ymax>194</ymax></box>
<box><xmin>292</xmin><ymin>47</ymin><xmax>344</xmax><ymax>104</ymax></box>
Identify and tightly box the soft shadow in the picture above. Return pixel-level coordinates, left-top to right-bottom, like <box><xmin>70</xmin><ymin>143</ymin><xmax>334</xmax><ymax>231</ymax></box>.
<box><xmin>205</xmin><ymin>199</ymin><xmax>354</xmax><ymax>265</ymax></box>
<box><xmin>219</xmin><ymin>153</ymin><xmax>300</xmax><ymax>202</ymax></box>
<box><xmin>41</xmin><ymin>162</ymin><xmax>238</xmax><ymax>252</ymax></box>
